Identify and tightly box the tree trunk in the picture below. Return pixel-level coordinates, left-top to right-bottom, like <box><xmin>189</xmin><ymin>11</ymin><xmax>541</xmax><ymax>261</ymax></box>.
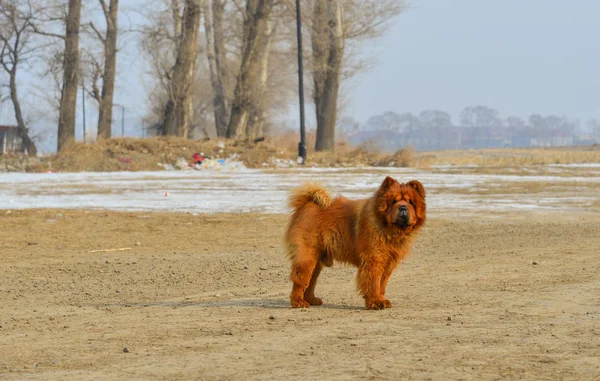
<box><xmin>212</xmin><ymin>0</ymin><xmax>228</xmax><ymax>92</ymax></box>
<box><xmin>227</xmin><ymin>0</ymin><xmax>274</xmax><ymax>140</ymax></box>
<box><xmin>246</xmin><ymin>20</ymin><xmax>274</xmax><ymax>141</ymax></box>
<box><xmin>312</xmin><ymin>0</ymin><xmax>344</xmax><ymax>152</ymax></box>
<box><xmin>9</xmin><ymin>72</ymin><xmax>37</xmax><ymax>156</ymax></box>
<box><xmin>97</xmin><ymin>0</ymin><xmax>119</xmax><ymax>140</ymax></box>
<box><xmin>202</xmin><ymin>0</ymin><xmax>228</xmax><ymax>137</ymax></box>
<box><xmin>163</xmin><ymin>0</ymin><xmax>201</xmax><ymax>137</ymax></box>
<box><xmin>187</xmin><ymin>91</ymin><xmax>195</xmax><ymax>138</ymax></box>
<box><xmin>57</xmin><ymin>0</ymin><xmax>82</xmax><ymax>152</ymax></box>
<box><xmin>171</xmin><ymin>0</ymin><xmax>183</xmax><ymax>45</ymax></box>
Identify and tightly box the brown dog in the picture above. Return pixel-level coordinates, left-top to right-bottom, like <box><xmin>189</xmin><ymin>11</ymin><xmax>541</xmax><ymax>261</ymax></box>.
<box><xmin>285</xmin><ymin>176</ymin><xmax>426</xmax><ymax>310</ymax></box>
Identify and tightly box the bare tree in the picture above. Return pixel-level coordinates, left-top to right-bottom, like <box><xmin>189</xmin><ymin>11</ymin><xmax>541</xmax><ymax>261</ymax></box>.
<box><xmin>89</xmin><ymin>0</ymin><xmax>119</xmax><ymax>139</ymax></box>
<box><xmin>138</xmin><ymin>0</ymin><xmax>181</xmax><ymax>132</ymax></box>
<box><xmin>188</xmin><ymin>63</ymin><xmax>216</xmax><ymax>138</ymax></box>
<box><xmin>460</xmin><ymin>105</ymin><xmax>502</xmax><ymax>148</ymax></box>
<box><xmin>56</xmin><ymin>0</ymin><xmax>81</xmax><ymax>152</ymax></box>
<box><xmin>226</xmin><ymin>0</ymin><xmax>274</xmax><ymax>139</ymax></box>
<box><xmin>26</xmin><ymin>1</ymin><xmax>65</xmax><ymax>119</ymax></box>
<box><xmin>0</xmin><ymin>0</ymin><xmax>37</xmax><ymax>155</ymax></box>
<box><xmin>139</xmin><ymin>0</ymin><xmax>293</xmax><ymax>140</ymax></box>
<box><xmin>201</xmin><ymin>0</ymin><xmax>229</xmax><ymax>137</ymax></box>
<box><xmin>245</xmin><ymin>17</ymin><xmax>274</xmax><ymax>140</ymax></box>
<box><xmin>139</xmin><ymin>0</ymin><xmax>212</xmax><ymax>138</ymax></box>
<box><xmin>505</xmin><ymin>116</ymin><xmax>526</xmax><ymax>129</ymax></box>
<box><xmin>170</xmin><ymin>0</ymin><xmax>183</xmax><ymax>40</ymax></box>
<box><xmin>212</xmin><ymin>0</ymin><xmax>229</xmax><ymax>88</ymax></box>
<box><xmin>308</xmin><ymin>0</ymin><xmax>404</xmax><ymax>151</ymax></box>
<box><xmin>162</xmin><ymin>0</ymin><xmax>201</xmax><ymax>137</ymax></box>
<box><xmin>460</xmin><ymin>106</ymin><xmax>501</xmax><ymax>128</ymax></box>
<box><xmin>311</xmin><ymin>0</ymin><xmax>343</xmax><ymax>152</ymax></box>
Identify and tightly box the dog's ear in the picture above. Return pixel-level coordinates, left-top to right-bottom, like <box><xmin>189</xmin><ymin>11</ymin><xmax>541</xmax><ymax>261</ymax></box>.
<box><xmin>376</xmin><ymin>176</ymin><xmax>397</xmax><ymax>212</ymax></box>
<box><xmin>408</xmin><ymin>180</ymin><xmax>425</xmax><ymax>199</ymax></box>
<box><xmin>380</xmin><ymin>176</ymin><xmax>397</xmax><ymax>190</ymax></box>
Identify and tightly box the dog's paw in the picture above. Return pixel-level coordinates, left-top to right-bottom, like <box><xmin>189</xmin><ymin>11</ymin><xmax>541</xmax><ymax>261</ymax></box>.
<box><xmin>305</xmin><ymin>296</ymin><xmax>323</xmax><ymax>306</ymax></box>
<box><xmin>366</xmin><ymin>299</ymin><xmax>387</xmax><ymax>310</ymax></box>
<box><xmin>382</xmin><ymin>299</ymin><xmax>392</xmax><ymax>308</ymax></box>
<box><xmin>290</xmin><ymin>298</ymin><xmax>310</xmax><ymax>308</ymax></box>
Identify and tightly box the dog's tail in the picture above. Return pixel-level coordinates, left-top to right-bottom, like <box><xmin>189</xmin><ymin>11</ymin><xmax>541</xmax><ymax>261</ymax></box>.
<box><xmin>287</xmin><ymin>183</ymin><xmax>332</xmax><ymax>213</ymax></box>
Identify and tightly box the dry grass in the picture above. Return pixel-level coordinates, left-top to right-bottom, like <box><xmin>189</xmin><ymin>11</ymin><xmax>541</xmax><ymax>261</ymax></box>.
<box><xmin>419</xmin><ymin>146</ymin><xmax>600</xmax><ymax>167</ymax></box>
<box><xmin>12</xmin><ymin>136</ymin><xmax>600</xmax><ymax>173</ymax></box>
<box><xmin>25</xmin><ymin>136</ymin><xmax>416</xmax><ymax>172</ymax></box>
<box><xmin>255</xmin><ymin>131</ymin><xmax>417</xmax><ymax>167</ymax></box>
<box><xmin>435</xmin><ymin>181</ymin><xmax>600</xmax><ymax>196</ymax></box>
<box><xmin>373</xmin><ymin>146</ymin><xmax>416</xmax><ymax>167</ymax></box>
<box><xmin>28</xmin><ymin>137</ymin><xmax>285</xmax><ymax>172</ymax></box>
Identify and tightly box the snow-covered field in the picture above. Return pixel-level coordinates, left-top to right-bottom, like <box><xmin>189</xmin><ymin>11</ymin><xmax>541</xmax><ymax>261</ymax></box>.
<box><xmin>0</xmin><ymin>167</ymin><xmax>598</xmax><ymax>214</ymax></box>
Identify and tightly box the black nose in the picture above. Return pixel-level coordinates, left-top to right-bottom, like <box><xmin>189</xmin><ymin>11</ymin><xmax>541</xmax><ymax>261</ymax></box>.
<box><xmin>399</xmin><ymin>205</ymin><xmax>408</xmax><ymax>216</ymax></box>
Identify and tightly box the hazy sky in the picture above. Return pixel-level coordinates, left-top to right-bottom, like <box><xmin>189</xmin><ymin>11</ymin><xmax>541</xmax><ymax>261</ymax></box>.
<box><xmin>2</xmin><ymin>0</ymin><xmax>599</xmax><ymax>148</ymax></box>
<box><xmin>348</xmin><ymin>0</ymin><xmax>600</xmax><ymax>124</ymax></box>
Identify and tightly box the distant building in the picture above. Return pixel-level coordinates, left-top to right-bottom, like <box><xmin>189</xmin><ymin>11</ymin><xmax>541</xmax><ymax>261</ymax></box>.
<box><xmin>0</xmin><ymin>125</ymin><xmax>23</xmax><ymax>154</ymax></box>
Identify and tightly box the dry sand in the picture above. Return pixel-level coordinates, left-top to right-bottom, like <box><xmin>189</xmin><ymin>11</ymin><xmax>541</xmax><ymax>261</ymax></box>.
<box><xmin>1</xmin><ymin>209</ymin><xmax>599</xmax><ymax>380</ymax></box>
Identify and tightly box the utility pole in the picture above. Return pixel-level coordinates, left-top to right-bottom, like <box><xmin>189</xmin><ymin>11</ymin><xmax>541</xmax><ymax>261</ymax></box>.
<box><xmin>81</xmin><ymin>76</ymin><xmax>86</xmax><ymax>142</ymax></box>
<box><xmin>295</xmin><ymin>0</ymin><xmax>307</xmax><ymax>164</ymax></box>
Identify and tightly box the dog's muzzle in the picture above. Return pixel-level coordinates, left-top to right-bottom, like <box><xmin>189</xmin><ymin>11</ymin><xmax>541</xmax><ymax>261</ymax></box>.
<box><xmin>396</xmin><ymin>206</ymin><xmax>410</xmax><ymax>226</ymax></box>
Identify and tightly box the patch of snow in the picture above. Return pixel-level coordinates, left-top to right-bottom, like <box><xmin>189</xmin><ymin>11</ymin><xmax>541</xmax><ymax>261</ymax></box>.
<box><xmin>0</xmin><ymin>168</ymin><xmax>597</xmax><ymax>214</ymax></box>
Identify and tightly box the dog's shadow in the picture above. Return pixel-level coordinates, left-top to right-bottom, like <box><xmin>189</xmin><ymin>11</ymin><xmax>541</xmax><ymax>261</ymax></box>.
<box><xmin>192</xmin><ymin>298</ymin><xmax>362</xmax><ymax>310</ymax></box>
<box><xmin>92</xmin><ymin>298</ymin><xmax>362</xmax><ymax>310</ymax></box>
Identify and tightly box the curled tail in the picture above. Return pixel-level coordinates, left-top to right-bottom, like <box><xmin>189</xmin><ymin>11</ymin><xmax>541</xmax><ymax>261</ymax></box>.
<box><xmin>287</xmin><ymin>183</ymin><xmax>332</xmax><ymax>213</ymax></box>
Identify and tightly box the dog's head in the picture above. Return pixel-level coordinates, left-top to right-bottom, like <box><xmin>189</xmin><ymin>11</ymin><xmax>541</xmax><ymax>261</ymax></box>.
<box><xmin>375</xmin><ymin>176</ymin><xmax>426</xmax><ymax>234</ymax></box>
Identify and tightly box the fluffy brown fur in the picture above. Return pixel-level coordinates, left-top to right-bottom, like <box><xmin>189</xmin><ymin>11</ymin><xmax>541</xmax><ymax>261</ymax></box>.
<box><xmin>285</xmin><ymin>176</ymin><xmax>426</xmax><ymax>310</ymax></box>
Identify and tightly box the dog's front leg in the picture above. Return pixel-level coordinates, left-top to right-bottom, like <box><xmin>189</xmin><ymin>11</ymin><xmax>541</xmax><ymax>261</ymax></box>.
<box><xmin>379</xmin><ymin>262</ymin><xmax>398</xmax><ymax>309</ymax></box>
<box><xmin>357</xmin><ymin>259</ymin><xmax>388</xmax><ymax>310</ymax></box>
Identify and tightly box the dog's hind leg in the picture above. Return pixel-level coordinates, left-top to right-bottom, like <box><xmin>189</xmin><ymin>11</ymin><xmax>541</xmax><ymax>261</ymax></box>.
<box><xmin>303</xmin><ymin>263</ymin><xmax>323</xmax><ymax>306</ymax></box>
<box><xmin>289</xmin><ymin>248</ymin><xmax>318</xmax><ymax>308</ymax></box>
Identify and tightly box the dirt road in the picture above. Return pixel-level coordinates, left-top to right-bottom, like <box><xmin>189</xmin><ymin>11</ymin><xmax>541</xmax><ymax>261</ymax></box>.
<box><xmin>1</xmin><ymin>209</ymin><xmax>599</xmax><ymax>380</ymax></box>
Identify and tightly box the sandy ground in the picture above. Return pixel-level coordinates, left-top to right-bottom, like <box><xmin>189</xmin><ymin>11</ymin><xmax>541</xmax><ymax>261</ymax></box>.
<box><xmin>1</xmin><ymin>209</ymin><xmax>599</xmax><ymax>380</ymax></box>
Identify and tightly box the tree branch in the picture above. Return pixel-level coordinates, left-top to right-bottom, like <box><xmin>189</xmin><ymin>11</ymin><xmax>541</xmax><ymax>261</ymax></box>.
<box><xmin>88</xmin><ymin>21</ymin><xmax>106</xmax><ymax>43</ymax></box>
<box><xmin>98</xmin><ymin>0</ymin><xmax>110</xmax><ymax>18</ymax></box>
<box><xmin>29</xmin><ymin>24</ymin><xmax>65</xmax><ymax>40</ymax></box>
<box><xmin>231</xmin><ymin>0</ymin><xmax>246</xmax><ymax>16</ymax></box>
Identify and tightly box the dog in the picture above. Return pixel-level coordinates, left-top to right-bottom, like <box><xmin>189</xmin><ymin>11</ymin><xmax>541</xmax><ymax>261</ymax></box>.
<box><xmin>285</xmin><ymin>176</ymin><xmax>426</xmax><ymax>310</ymax></box>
